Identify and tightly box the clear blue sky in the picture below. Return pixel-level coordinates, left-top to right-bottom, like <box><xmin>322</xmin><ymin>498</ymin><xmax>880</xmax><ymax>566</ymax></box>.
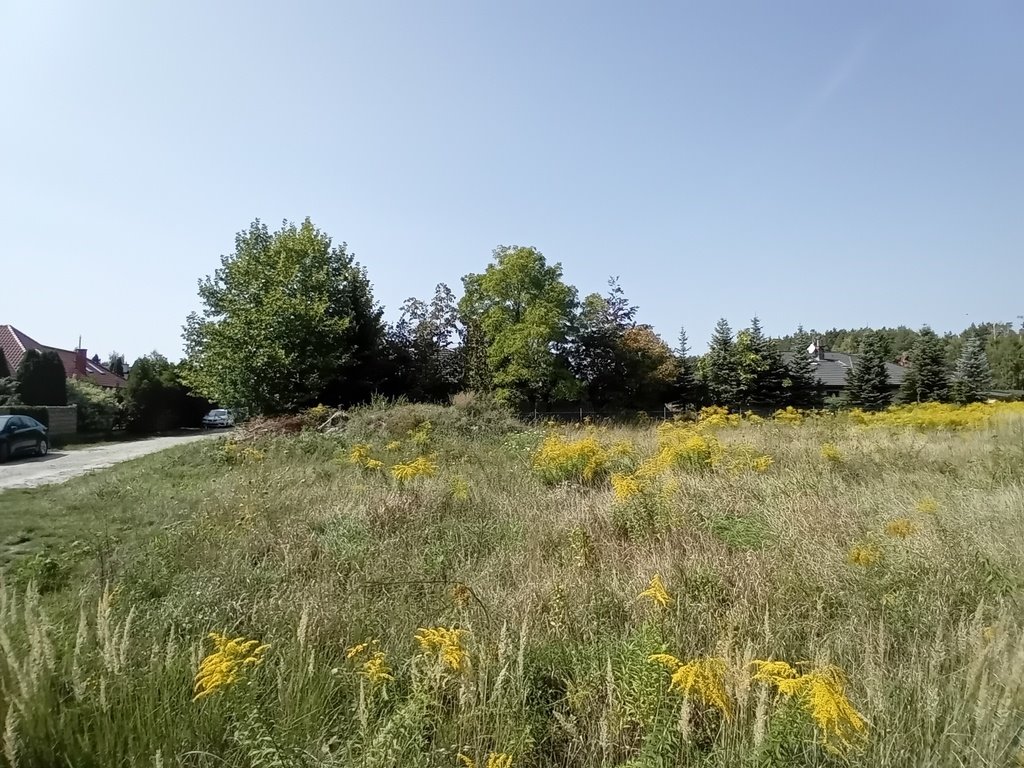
<box><xmin>2</xmin><ymin>1</ymin><xmax>1022</xmax><ymax>363</ymax></box>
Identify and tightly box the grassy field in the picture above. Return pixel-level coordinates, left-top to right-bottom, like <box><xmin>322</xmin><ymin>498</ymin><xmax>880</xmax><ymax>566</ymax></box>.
<box><xmin>1</xmin><ymin>400</ymin><xmax>1023</xmax><ymax>767</ymax></box>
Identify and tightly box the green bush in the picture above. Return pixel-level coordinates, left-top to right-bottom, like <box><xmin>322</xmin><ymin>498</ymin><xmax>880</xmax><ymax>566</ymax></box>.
<box><xmin>66</xmin><ymin>378</ymin><xmax>122</xmax><ymax>433</ymax></box>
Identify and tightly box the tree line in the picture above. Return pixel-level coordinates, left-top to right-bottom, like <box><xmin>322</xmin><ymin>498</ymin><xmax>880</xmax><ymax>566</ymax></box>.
<box><xmin>0</xmin><ymin>349</ymin><xmax>210</xmax><ymax>434</ymax></box>
<box><xmin>178</xmin><ymin>218</ymin><xmax>1022</xmax><ymax>416</ymax></box>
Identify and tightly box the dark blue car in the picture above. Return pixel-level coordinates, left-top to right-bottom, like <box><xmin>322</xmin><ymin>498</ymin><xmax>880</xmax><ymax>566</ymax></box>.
<box><xmin>0</xmin><ymin>415</ymin><xmax>49</xmax><ymax>462</ymax></box>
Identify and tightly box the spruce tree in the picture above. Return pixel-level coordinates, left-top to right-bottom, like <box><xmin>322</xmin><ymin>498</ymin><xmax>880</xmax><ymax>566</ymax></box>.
<box><xmin>899</xmin><ymin>326</ymin><xmax>950</xmax><ymax>403</ymax></box>
<box><xmin>735</xmin><ymin>317</ymin><xmax>787</xmax><ymax>409</ymax></box>
<box><xmin>701</xmin><ymin>318</ymin><xmax>739</xmax><ymax>407</ymax></box>
<box><xmin>951</xmin><ymin>335</ymin><xmax>992</xmax><ymax>403</ymax></box>
<box><xmin>672</xmin><ymin>326</ymin><xmax>699</xmax><ymax>408</ymax></box>
<box><xmin>843</xmin><ymin>332</ymin><xmax>892</xmax><ymax>410</ymax></box>
<box><xmin>783</xmin><ymin>348</ymin><xmax>824</xmax><ymax>408</ymax></box>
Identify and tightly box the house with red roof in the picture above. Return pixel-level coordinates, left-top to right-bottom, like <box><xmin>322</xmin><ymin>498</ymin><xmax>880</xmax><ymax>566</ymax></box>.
<box><xmin>0</xmin><ymin>325</ymin><xmax>126</xmax><ymax>389</ymax></box>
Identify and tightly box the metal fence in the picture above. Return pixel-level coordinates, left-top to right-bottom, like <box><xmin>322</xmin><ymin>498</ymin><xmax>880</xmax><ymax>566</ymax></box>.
<box><xmin>522</xmin><ymin>408</ymin><xmax>677</xmax><ymax>424</ymax></box>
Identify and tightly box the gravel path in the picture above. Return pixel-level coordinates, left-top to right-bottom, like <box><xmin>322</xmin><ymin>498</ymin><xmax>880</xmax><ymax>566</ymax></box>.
<box><xmin>0</xmin><ymin>433</ymin><xmax>223</xmax><ymax>491</ymax></box>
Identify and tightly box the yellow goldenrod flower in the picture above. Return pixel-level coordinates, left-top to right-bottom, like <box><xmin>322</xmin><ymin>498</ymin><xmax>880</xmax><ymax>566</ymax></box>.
<box><xmin>915</xmin><ymin>496</ymin><xmax>939</xmax><ymax>514</ymax></box>
<box><xmin>349</xmin><ymin>444</ymin><xmax>372</xmax><ymax>464</ymax></box>
<box><xmin>820</xmin><ymin>443</ymin><xmax>843</xmax><ymax>464</ymax></box>
<box><xmin>752</xmin><ymin>455</ymin><xmax>774</xmax><ymax>473</ymax></box>
<box><xmin>349</xmin><ymin>444</ymin><xmax>384</xmax><ymax>470</ymax></box>
<box><xmin>392</xmin><ymin>456</ymin><xmax>438</xmax><ymax>481</ymax></box>
<box><xmin>773</xmin><ymin>406</ymin><xmax>804</xmax><ymax>424</ymax></box>
<box><xmin>771</xmin><ymin>666</ymin><xmax>868</xmax><ymax>754</ymax></box>
<box><xmin>637</xmin><ymin>574</ymin><xmax>672</xmax><ymax>608</ymax></box>
<box><xmin>532</xmin><ymin>434</ymin><xmax>610</xmax><ymax>484</ymax></box>
<box><xmin>361</xmin><ymin>650</ymin><xmax>394</xmax><ymax>684</ymax></box>
<box><xmin>837</xmin><ymin>401</ymin><xmax>1024</xmax><ymax>431</ymax></box>
<box><xmin>885</xmin><ymin>518</ymin><xmax>916</xmax><ymax>538</ymax></box>
<box><xmin>193</xmin><ymin>632</ymin><xmax>270</xmax><ymax>701</ymax></box>
<box><xmin>415</xmin><ymin>626</ymin><xmax>469</xmax><ymax>673</ymax></box>
<box><xmin>751</xmin><ymin>660</ymin><xmax>799</xmax><ymax>684</ymax></box>
<box><xmin>345</xmin><ymin>641</ymin><xmax>371</xmax><ymax>660</ymax></box>
<box><xmin>847</xmin><ymin>544</ymin><xmax>881</xmax><ymax>566</ymax></box>
<box><xmin>345</xmin><ymin>640</ymin><xmax>393</xmax><ymax>683</ymax></box>
<box><xmin>649</xmin><ymin>653</ymin><xmax>732</xmax><ymax>718</ymax></box>
<box><xmin>458</xmin><ymin>753</ymin><xmax>513</xmax><ymax>768</ymax></box>
<box><xmin>385</xmin><ymin>440</ymin><xmax>402</xmax><ymax>451</ymax></box>
<box><xmin>752</xmin><ymin>661</ymin><xmax>868</xmax><ymax>753</ymax></box>
<box><xmin>610</xmin><ymin>472</ymin><xmax>642</xmax><ymax>501</ymax></box>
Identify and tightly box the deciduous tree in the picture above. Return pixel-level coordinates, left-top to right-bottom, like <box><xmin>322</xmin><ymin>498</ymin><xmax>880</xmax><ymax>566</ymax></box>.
<box><xmin>458</xmin><ymin>245</ymin><xmax>578</xmax><ymax>409</ymax></box>
<box><xmin>183</xmin><ymin>218</ymin><xmax>384</xmax><ymax>413</ymax></box>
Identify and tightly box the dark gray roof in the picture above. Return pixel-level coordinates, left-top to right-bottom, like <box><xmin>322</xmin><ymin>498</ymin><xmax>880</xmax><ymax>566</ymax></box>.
<box><xmin>782</xmin><ymin>350</ymin><xmax>907</xmax><ymax>388</ymax></box>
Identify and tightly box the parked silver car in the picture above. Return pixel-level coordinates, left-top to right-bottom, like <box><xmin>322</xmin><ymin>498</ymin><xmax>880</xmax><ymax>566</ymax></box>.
<box><xmin>201</xmin><ymin>409</ymin><xmax>235</xmax><ymax>429</ymax></box>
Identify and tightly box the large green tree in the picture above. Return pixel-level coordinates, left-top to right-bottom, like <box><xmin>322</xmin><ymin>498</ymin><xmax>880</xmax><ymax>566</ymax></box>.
<box><xmin>951</xmin><ymin>335</ymin><xmax>993</xmax><ymax>403</ymax></box>
<box><xmin>843</xmin><ymin>332</ymin><xmax>892</xmax><ymax>410</ymax></box>
<box><xmin>899</xmin><ymin>326</ymin><xmax>950</xmax><ymax>403</ymax></box>
<box><xmin>734</xmin><ymin>317</ymin><xmax>787</xmax><ymax>409</ymax></box>
<box><xmin>700</xmin><ymin>318</ymin><xmax>740</xmax><ymax>407</ymax></box>
<box><xmin>183</xmin><ymin>219</ymin><xmax>384</xmax><ymax>413</ymax></box>
<box><xmin>458</xmin><ymin>245</ymin><xmax>578</xmax><ymax>409</ymax></box>
<box><xmin>15</xmin><ymin>349</ymin><xmax>67</xmax><ymax>406</ymax></box>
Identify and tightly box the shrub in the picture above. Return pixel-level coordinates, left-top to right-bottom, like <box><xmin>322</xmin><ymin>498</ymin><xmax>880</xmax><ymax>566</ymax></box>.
<box><xmin>66</xmin><ymin>379</ymin><xmax>121</xmax><ymax>433</ymax></box>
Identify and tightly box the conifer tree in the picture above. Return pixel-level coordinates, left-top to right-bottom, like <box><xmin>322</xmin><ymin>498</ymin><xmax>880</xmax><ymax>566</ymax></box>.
<box><xmin>15</xmin><ymin>349</ymin><xmax>67</xmax><ymax>406</ymax></box>
<box><xmin>734</xmin><ymin>317</ymin><xmax>787</xmax><ymax>409</ymax></box>
<box><xmin>672</xmin><ymin>326</ymin><xmax>700</xmax><ymax>408</ymax></box>
<box><xmin>783</xmin><ymin>347</ymin><xmax>823</xmax><ymax>408</ymax></box>
<box><xmin>899</xmin><ymin>326</ymin><xmax>950</xmax><ymax>403</ymax></box>
<box><xmin>701</xmin><ymin>318</ymin><xmax>739</xmax><ymax>407</ymax></box>
<box><xmin>844</xmin><ymin>332</ymin><xmax>892</xmax><ymax>410</ymax></box>
<box><xmin>951</xmin><ymin>335</ymin><xmax>992</xmax><ymax>403</ymax></box>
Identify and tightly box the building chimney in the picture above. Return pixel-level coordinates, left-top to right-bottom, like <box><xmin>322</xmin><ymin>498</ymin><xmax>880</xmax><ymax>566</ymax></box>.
<box><xmin>74</xmin><ymin>348</ymin><xmax>88</xmax><ymax>377</ymax></box>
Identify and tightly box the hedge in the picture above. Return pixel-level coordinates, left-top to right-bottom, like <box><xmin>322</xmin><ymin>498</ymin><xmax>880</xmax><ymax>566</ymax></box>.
<box><xmin>0</xmin><ymin>406</ymin><xmax>50</xmax><ymax>427</ymax></box>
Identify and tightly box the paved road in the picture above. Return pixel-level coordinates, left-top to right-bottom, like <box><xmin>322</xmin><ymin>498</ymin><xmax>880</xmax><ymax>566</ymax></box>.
<box><xmin>0</xmin><ymin>433</ymin><xmax>223</xmax><ymax>491</ymax></box>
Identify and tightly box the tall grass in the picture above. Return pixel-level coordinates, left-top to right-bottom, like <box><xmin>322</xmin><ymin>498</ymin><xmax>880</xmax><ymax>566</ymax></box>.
<box><xmin>1</xmin><ymin>402</ymin><xmax>1024</xmax><ymax>766</ymax></box>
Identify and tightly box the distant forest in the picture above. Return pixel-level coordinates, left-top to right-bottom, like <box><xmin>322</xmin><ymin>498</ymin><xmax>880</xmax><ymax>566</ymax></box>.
<box><xmin>778</xmin><ymin>323</ymin><xmax>1024</xmax><ymax>390</ymax></box>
